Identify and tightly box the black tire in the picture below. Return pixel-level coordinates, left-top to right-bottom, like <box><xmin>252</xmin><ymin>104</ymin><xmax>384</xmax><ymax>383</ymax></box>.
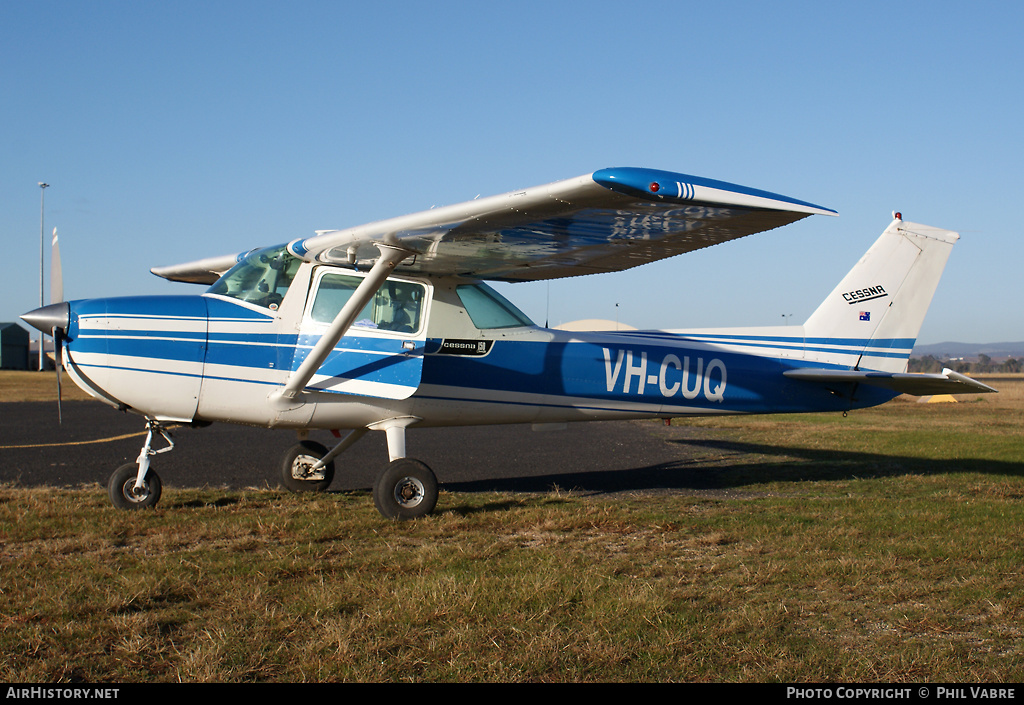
<box><xmin>108</xmin><ymin>462</ymin><xmax>162</xmax><ymax>510</ymax></box>
<box><xmin>373</xmin><ymin>458</ymin><xmax>438</xmax><ymax>520</ymax></box>
<box><xmin>280</xmin><ymin>441</ymin><xmax>335</xmax><ymax>492</ymax></box>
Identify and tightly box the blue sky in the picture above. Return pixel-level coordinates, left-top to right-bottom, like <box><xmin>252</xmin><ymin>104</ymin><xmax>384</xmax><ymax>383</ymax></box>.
<box><xmin>3</xmin><ymin>1</ymin><xmax>1021</xmax><ymax>345</ymax></box>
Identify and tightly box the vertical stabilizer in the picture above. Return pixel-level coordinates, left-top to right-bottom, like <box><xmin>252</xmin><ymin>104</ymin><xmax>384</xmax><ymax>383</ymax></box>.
<box><xmin>802</xmin><ymin>218</ymin><xmax>958</xmax><ymax>373</ymax></box>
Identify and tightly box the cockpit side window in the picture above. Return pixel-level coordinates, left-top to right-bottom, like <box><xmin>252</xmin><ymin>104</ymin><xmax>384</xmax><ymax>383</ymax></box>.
<box><xmin>310</xmin><ymin>271</ymin><xmax>425</xmax><ymax>333</ymax></box>
<box><xmin>207</xmin><ymin>244</ymin><xmax>301</xmax><ymax>311</ymax></box>
<box><xmin>455</xmin><ymin>283</ymin><xmax>535</xmax><ymax>329</ymax></box>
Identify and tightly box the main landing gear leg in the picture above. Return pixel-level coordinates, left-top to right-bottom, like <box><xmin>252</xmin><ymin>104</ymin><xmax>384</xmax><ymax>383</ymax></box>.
<box><xmin>108</xmin><ymin>419</ymin><xmax>174</xmax><ymax>510</ymax></box>
<box><xmin>370</xmin><ymin>419</ymin><xmax>438</xmax><ymax>521</ymax></box>
<box><xmin>278</xmin><ymin>419</ymin><xmax>439</xmax><ymax>520</ymax></box>
<box><xmin>280</xmin><ymin>428</ymin><xmax>368</xmax><ymax>492</ymax></box>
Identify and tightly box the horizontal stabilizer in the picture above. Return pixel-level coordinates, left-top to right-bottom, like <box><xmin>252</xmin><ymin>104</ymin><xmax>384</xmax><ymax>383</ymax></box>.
<box><xmin>783</xmin><ymin>367</ymin><xmax>997</xmax><ymax>396</ymax></box>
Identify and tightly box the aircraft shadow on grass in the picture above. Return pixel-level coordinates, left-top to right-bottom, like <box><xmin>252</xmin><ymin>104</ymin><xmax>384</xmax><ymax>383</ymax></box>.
<box><xmin>441</xmin><ymin>437</ymin><xmax>1024</xmax><ymax>500</ymax></box>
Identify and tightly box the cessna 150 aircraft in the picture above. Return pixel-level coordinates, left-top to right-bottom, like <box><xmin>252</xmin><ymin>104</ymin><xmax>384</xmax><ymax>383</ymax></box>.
<box><xmin>21</xmin><ymin>167</ymin><xmax>996</xmax><ymax>519</ymax></box>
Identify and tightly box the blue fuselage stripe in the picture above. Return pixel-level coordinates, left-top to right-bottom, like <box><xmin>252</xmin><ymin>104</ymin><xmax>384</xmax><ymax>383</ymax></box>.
<box><xmin>64</xmin><ymin>295</ymin><xmax>904</xmax><ymax>418</ymax></box>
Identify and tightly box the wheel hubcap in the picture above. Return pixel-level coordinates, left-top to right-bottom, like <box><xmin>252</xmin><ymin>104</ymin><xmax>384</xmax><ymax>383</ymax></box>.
<box><xmin>122</xmin><ymin>480</ymin><xmax>150</xmax><ymax>503</ymax></box>
<box><xmin>291</xmin><ymin>454</ymin><xmax>326</xmax><ymax>481</ymax></box>
<box><xmin>393</xmin><ymin>477</ymin><xmax>425</xmax><ymax>508</ymax></box>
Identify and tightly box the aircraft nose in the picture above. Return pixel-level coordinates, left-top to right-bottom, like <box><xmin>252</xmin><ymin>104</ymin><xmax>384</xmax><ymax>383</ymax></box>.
<box><xmin>21</xmin><ymin>302</ymin><xmax>70</xmax><ymax>335</ymax></box>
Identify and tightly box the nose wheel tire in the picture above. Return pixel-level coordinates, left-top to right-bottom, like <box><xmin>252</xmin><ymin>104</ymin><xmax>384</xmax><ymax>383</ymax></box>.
<box><xmin>373</xmin><ymin>458</ymin><xmax>438</xmax><ymax>520</ymax></box>
<box><xmin>108</xmin><ymin>462</ymin><xmax>162</xmax><ymax>510</ymax></box>
<box><xmin>280</xmin><ymin>441</ymin><xmax>335</xmax><ymax>492</ymax></box>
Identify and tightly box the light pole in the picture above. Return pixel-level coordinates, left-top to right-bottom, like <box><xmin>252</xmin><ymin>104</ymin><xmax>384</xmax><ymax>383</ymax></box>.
<box><xmin>38</xmin><ymin>182</ymin><xmax>49</xmax><ymax>371</ymax></box>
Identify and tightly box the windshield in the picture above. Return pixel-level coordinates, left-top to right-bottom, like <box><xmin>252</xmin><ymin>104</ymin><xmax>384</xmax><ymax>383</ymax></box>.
<box><xmin>207</xmin><ymin>244</ymin><xmax>301</xmax><ymax>310</ymax></box>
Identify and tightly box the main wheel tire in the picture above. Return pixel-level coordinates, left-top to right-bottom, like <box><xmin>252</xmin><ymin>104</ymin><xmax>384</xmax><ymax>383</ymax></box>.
<box><xmin>108</xmin><ymin>462</ymin><xmax>162</xmax><ymax>510</ymax></box>
<box><xmin>280</xmin><ymin>441</ymin><xmax>335</xmax><ymax>492</ymax></box>
<box><xmin>373</xmin><ymin>458</ymin><xmax>438</xmax><ymax>520</ymax></box>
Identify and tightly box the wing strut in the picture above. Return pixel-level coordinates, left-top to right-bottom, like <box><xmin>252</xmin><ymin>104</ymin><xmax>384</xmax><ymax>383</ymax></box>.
<box><xmin>269</xmin><ymin>245</ymin><xmax>412</xmax><ymax>410</ymax></box>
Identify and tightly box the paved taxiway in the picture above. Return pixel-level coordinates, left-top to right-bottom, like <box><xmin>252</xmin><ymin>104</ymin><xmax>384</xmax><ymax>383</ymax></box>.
<box><xmin>1</xmin><ymin>400</ymin><xmax>737</xmax><ymax>497</ymax></box>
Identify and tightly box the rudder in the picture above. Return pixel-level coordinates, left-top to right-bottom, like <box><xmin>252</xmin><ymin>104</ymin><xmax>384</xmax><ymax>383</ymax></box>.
<box><xmin>802</xmin><ymin>217</ymin><xmax>959</xmax><ymax>373</ymax></box>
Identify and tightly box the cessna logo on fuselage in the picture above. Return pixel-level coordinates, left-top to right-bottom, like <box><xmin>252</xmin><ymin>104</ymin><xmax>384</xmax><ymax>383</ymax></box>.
<box><xmin>843</xmin><ymin>285</ymin><xmax>888</xmax><ymax>304</ymax></box>
<box><xmin>432</xmin><ymin>339</ymin><xmax>494</xmax><ymax>356</ymax></box>
<box><xmin>602</xmin><ymin>348</ymin><xmax>726</xmax><ymax>403</ymax></box>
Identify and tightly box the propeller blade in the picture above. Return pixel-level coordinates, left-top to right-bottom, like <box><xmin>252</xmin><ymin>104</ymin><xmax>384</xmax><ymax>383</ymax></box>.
<box><xmin>49</xmin><ymin>227</ymin><xmax>64</xmax><ymax>423</ymax></box>
<box><xmin>54</xmin><ymin>328</ymin><xmax>63</xmax><ymax>424</ymax></box>
<box><xmin>50</xmin><ymin>227</ymin><xmax>63</xmax><ymax>304</ymax></box>
<box><xmin>26</xmin><ymin>224</ymin><xmax>66</xmax><ymax>422</ymax></box>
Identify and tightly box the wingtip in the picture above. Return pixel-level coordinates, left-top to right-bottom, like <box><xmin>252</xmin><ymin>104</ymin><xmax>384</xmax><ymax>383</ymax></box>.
<box><xmin>593</xmin><ymin>167</ymin><xmax>836</xmax><ymax>215</ymax></box>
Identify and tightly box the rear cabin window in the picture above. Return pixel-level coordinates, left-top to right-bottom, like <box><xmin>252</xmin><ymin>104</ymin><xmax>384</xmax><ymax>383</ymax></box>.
<box><xmin>455</xmin><ymin>283</ymin><xmax>534</xmax><ymax>329</ymax></box>
<box><xmin>311</xmin><ymin>272</ymin><xmax>425</xmax><ymax>333</ymax></box>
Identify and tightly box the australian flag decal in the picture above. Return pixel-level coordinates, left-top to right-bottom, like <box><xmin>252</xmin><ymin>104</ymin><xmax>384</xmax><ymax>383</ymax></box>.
<box><xmin>859</xmin><ymin>311</ymin><xmax>871</xmax><ymax>321</ymax></box>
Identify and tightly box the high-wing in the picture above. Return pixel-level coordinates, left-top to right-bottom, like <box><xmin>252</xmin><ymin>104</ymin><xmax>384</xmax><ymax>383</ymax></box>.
<box><xmin>151</xmin><ymin>252</ymin><xmax>248</xmax><ymax>285</ymax></box>
<box><xmin>153</xmin><ymin>167</ymin><xmax>836</xmax><ymax>284</ymax></box>
<box><xmin>290</xmin><ymin>167</ymin><xmax>835</xmax><ymax>282</ymax></box>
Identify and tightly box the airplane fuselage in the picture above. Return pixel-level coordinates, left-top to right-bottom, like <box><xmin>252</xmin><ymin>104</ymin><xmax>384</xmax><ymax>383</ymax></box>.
<box><xmin>58</xmin><ymin>262</ymin><xmax>898</xmax><ymax>434</ymax></box>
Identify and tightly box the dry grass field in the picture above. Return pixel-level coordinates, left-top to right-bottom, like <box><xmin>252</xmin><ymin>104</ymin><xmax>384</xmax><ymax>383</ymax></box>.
<box><xmin>1</xmin><ymin>372</ymin><xmax>1022</xmax><ymax>682</ymax></box>
<box><xmin>0</xmin><ymin>370</ymin><xmax>92</xmax><ymax>403</ymax></box>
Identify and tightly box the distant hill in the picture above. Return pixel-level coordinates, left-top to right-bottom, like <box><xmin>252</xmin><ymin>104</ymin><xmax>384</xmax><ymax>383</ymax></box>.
<box><xmin>912</xmin><ymin>341</ymin><xmax>1024</xmax><ymax>360</ymax></box>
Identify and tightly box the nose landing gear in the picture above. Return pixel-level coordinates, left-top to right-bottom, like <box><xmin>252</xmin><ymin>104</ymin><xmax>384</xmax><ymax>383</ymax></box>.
<box><xmin>108</xmin><ymin>462</ymin><xmax>162</xmax><ymax>509</ymax></box>
<box><xmin>108</xmin><ymin>419</ymin><xmax>175</xmax><ymax>510</ymax></box>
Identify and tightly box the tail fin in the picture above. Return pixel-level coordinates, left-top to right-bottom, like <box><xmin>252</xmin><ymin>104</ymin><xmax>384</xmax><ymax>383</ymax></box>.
<box><xmin>802</xmin><ymin>217</ymin><xmax>958</xmax><ymax>373</ymax></box>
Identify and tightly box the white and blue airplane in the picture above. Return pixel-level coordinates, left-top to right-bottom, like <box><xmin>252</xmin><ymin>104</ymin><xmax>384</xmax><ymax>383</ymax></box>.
<box><xmin>21</xmin><ymin>167</ymin><xmax>996</xmax><ymax>519</ymax></box>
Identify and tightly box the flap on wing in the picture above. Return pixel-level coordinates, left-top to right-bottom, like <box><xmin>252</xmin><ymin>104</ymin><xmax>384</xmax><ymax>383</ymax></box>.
<box><xmin>289</xmin><ymin>167</ymin><xmax>837</xmax><ymax>282</ymax></box>
<box><xmin>783</xmin><ymin>367</ymin><xmax>998</xmax><ymax>396</ymax></box>
<box><xmin>151</xmin><ymin>252</ymin><xmax>249</xmax><ymax>285</ymax></box>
